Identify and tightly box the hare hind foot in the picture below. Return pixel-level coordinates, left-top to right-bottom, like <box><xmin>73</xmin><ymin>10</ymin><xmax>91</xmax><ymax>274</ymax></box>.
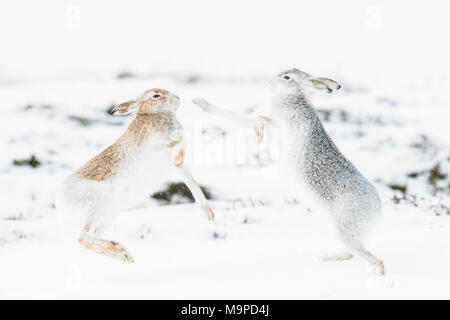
<box><xmin>319</xmin><ymin>253</ymin><xmax>354</xmax><ymax>262</ymax></box>
<box><xmin>78</xmin><ymin>237</ymin><xmax>135</xmax><ymax>263</ymax></box>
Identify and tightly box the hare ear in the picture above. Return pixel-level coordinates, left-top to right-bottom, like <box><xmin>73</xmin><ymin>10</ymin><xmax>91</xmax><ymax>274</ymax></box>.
<box><xmin>310</xmin><ymin>77</ymin><xmax>341</xmax><ymax>93</ymax></box>
<box><xmin>110</xmin><ymin>100</ymin><xmax>138</xmax><ymax>116</ymax></box>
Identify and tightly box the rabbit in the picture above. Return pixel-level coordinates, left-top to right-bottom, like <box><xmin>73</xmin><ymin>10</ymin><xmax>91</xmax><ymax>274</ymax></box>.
<box><xmin>193</xmin><ymin>68</ymin><xmax>384</xmax><ymax>275</ymax></box>
<box><xmin>56</xmin><ymin>88</ymin><xmax>215</xmax><ymax>263</ymax></box>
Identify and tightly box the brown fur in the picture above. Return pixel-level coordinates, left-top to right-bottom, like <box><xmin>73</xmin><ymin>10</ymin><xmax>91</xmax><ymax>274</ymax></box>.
<box><xmin>259</xmin><ymin>115</ymin><xmax>271</xmax><ymax>121</ymax></box>
<box><xmin>77</xmin><ymin>144</ymin><xmax>124</xmax><ymax>181</ymax></box>
<box><xmin>78</xmin><ymin>237</ymin><xmax>124</xmax><ymax>254</ymax></box>
<box><xmin>138</xmin><ymin>88</ymin><xmax>180</xmax><ymax>115</ymax></box>
<box><xmin>141</xmin><ymin>88</ymin><xmax>170</xmax><ymax>97</ymax></box>
<box><xmin>126</xmin><ymin>112</ymin><xmax>175</xmax><ymax>144</ymax></box>
<box><xmin>77</xmin><ymin>225</ymin><xmax>134</xmax><ymax>262</ymax></box>
<box><xmin>78</xmin><ymin>112</ymin><xmax>176</xmax><ymax>181</ymax></box>
<box><xmin>168</xmin><ymin>140</ymin><xmax>181</xmax><ymax>147</ymax></box>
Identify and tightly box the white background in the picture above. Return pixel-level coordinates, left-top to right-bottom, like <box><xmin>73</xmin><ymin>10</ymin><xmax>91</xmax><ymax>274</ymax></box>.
<box><xmin>0</xmin><ymin>0</ymin><xmax>449</xmax><ymax>299</ymax></box>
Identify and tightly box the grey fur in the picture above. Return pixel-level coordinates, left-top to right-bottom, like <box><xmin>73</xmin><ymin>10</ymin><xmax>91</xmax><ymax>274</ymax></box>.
<box><xmin>192</xmin><ymin>68</ymin><xmax>385</xmax><ymax>274</ymax></box>
<box><xmin>270</xmin><ymin>68</ymin><xmax>383</xmax><ymax>272</ymax></box>
<box><xmin>276</xmin><ymin>94</ymin><xmax>380</xmax><ymax>211</ymax></box>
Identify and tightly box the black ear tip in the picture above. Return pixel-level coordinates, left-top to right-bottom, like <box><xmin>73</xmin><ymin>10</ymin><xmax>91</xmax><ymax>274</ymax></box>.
<box><xmin>337</xmin><ymin>84</ymin><xmax>341</xmax><ymax>90</ymax></box>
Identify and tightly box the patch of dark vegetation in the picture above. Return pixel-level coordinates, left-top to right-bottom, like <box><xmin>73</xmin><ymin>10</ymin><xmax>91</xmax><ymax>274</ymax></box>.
<box><xmin>339</xmin><ymin>109</ymin><xmax>349</xmax><ymax>122</ymax></box>
<box><xmin>68</xmin><ymin>115</ymin><xmax>94</xmax><ymax>126</ymax></box>
<box><xmin>116</xmin><ymin>71</ymin><xmax>136</xmax><ymax>79</ymax></box>
<box><xmin>392</xmin><ymin>194</ymin><xmax>405</xmax><ymax>204</ymax></box>
<box><xmin>69</xmin><ymin>114</ymin><xmax>124</xmax><ymax>127</ymax></box>
<box><xmin>317</xmin><ymin>109</ymin><xmax>332</xmax><ymax>122</ymax></box>
<box><xmin>212</xmin><ymin>231</ymin><xmax>226</xmax><ymax>240</ymax></box>
<box><xmin>137</xmin><ymin>226</ymin><xmax>151</xmax><ymax>240</ymax></box>
<box><xmin>201</xmin><ymin>127</ymin><xmax>227</xmax><ymax>137</ymax></box>
<box><xmin>428</xmin><ymin>162</ymin><xmax>447</xmax><ymax>189</ymax></box>
<box><xmin>317</xmin><ymin>107</ymin><xmax>399</xmax><ymax>127</ymax></box>
<box><xmin>12</xmin><ymin>229</ymin><xmax>34</xmax><ymax>240</ymax></box>
<box><xmin>285</xmin><ymin>199</ymin><xmax>301</xmax><ymax>206</ymax></box>
<box><xmin>407</xmin><ymin>161</ymin><xmax>448</xmax><ymax>194</ymax></box>
<box><xmin>388</xmin><ymin>183</ymin><xmax>407</xmax><ymax>194</ymax></box>
<box><xmin>106</xmin><ymin>104</ymin><xmax>116</xmax><ymax>115</ymax></box>
<box><xmin>227</xmin><ymin>198</ymin><xmax>268</xmax><ymax>211</ymax></box>
<box><xmin>13</xmin><ymin>155</ymin><xmax>41</xmax><ymax>168</ymax></box>
<box><xmin>407</xmin><ymin>171</ymin><xmax>421</xmax><ymax>178</ymax></box>
<box><xmin>151</xmin><ymin>182</ymin><xmax>212</xmax><ymax>204</ymax></box>
<box><xmin>242</xmin><ymin>216</ymin><xmax>260</xmax><ymax>224</ymax></box>
<box><xmin>315</xmin><ymin>108</ymin><xmax>352</xmax><ymax>123</ymax></box>
<box><xmin>432</xmin><ymin>204</ymin><xmax>450</xmax><ymax>216</ymax></box>
<box><xmin>4</xmin><ymin>213</ymin><xmax>24</xmax><ymax>221</ymax></box>
<box><xmin>392</xmin><ymin>193</ymin><xmax>418</xmax><ymax>206</ymax></box>
<box><xmin>23</xmin><ymin>104</ymin><xmax>54</xmax><ymax>111</ymax></box>
<box><xmin>317</xmin><ymin>108</ymin><xmax>349</xmax><ymax>122</ymax></box>
<box><xmin>410</xmin><ymin>134</ymin><xmax>437</xmax><ymax>155</ymax></box>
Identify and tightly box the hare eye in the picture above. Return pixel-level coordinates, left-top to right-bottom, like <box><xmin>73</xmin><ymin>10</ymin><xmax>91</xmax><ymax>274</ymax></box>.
<box><xmin>152</xmin><ymin>94</ymin><xmax>161</xmax><ymax>99</ymax></box>
<box><xmin>283</xmin><ymin>75</ymin><xmax>290</xmax><ymax>80</ymax></box>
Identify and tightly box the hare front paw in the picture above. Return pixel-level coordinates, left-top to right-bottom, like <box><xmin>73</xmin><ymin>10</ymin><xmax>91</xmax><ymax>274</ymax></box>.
<box><xmin>202</xmin><ymin>204</ymin><xmax>215</xmax><ymax>221</ymax></box>
<box><xmin>372</xmin><ymin>260</ymin><xmax>385</xmax><ymax>276</ymax></box>
<box><xmin>253</xmin><ymin>117</ymin><xmax>265</xmax><ymax>143</ymax></box>
<box><xmin>192</xmin><ymin>98</ymin><xmax>210</xmax><ymax>112</ymax></box>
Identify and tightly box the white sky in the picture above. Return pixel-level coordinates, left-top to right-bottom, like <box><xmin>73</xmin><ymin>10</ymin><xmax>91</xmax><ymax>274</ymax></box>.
<box><xmin>0</xmin><ymin>0</ymin><xmax>448</xmax><ymax>85</ymax></box>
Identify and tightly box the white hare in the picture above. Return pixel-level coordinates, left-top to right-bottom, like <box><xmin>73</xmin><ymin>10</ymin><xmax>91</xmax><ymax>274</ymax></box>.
<box><xmin>193</xmin><ymin>69</ymin><xmax>384</xmax><ymax>275</ymax></box>
<box><xmin>56</xmin><ymin>88</ymin><xmax>214</xmax><ymax>263</ymax></box>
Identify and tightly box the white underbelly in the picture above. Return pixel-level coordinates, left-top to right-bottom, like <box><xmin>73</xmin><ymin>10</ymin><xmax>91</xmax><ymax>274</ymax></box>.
<box><xmin>109</xmin><ymin>148</ymin><xmax>173</xmax><ymax>208</ymax></box>
<box><xmin>270</xmin><ymin>127</ymin><xmax>328</xmax><ymax>212</ymax></box>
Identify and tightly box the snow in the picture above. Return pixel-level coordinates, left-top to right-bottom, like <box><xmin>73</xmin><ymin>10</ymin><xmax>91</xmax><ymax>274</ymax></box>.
<box><xmin>1</xmin><ymin>0</ymin><xmax>450</xmax><ymax>299</ymax></box>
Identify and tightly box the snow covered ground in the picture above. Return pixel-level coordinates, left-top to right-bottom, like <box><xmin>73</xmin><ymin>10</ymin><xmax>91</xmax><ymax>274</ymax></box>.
<box><xmin>1</xmin><ymin>0</ymin><xmax>449</xmax><ymax>299</ymax></box>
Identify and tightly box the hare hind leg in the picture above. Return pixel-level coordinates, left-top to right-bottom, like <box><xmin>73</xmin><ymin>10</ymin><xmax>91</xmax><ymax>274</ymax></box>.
<box><xmin>78</xmin><ymin>224</ymin><xmax>134</xmax><ymax>263</ymax></box>
<box><xmin>338</xmin><ymin>229</ymin><xmax>384</xmax><ymax>275</ymax></box>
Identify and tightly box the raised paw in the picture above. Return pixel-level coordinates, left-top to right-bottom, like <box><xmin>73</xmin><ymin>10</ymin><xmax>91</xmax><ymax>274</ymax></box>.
<box><xmin>253</xmin><ymin>117</ymin><xmax>265</xmax><ymax>143</ymax></box>
<box><xmin>372</xmin><ymin>260</ymin><xmax>385</xmax><ymax>276</ymax></box>
<box><xmin>192</xmin><ymin>98</ymin><xmax>210</xmax><ymax>112</ymax></box>
<box><xmin>202</xmin><ymin>205</ymin><xmax>215</xmax><ymax>221</ymax></box>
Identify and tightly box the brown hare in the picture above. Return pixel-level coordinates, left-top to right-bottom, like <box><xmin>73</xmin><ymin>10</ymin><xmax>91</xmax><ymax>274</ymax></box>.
<box><xmin>56</xmin><ymin>88</ymin><xmax>214</xmax><ymax>263</ymax></box>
